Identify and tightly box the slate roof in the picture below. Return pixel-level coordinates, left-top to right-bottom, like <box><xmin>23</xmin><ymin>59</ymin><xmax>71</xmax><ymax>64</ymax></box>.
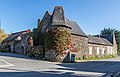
<box><xmin>3</xmin><ymin>6</ymin><xmax>114</xmax><ymax>47</ymax></box>
<box><xmin>100</xmin><ymin>34</ymin><xmax>113</xmax><ymax>44</ymax></box>
<box><xmin>88</xmin><ymin>36</ymin><xmax>112</xmax><ymax>46</ymax></box>
<box><xmin>41</xmin><ymin>6</ymin><xmax>86</xmax><ymax>36</ymax></box>
<box><xmin>66</xmin><ymin>19</ymin><xmax>86</xmax><ymax>36</ymax></box>
<box><xmin>2</xmin><ymin>30</ymin><xmax>31</xmax><ymax>42</ymax></box>
<box><xmin>41</xmin><ymin>6</ymin><xmax>113</xmax><ymax>46</ymax></box>
<box><xmin>43</xmin><ymin>11</ymin><xmax>52</xmax><ymax>20</ymax></box>
<box><xmin>51</xmin><ymin>6</ymin><xmax>67</xmax><ymax>26</ymax></box>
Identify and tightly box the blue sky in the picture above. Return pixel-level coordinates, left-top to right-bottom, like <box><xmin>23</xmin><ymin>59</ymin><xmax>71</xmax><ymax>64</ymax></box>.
<box><xmin>0</xmin><ymin>0</ymin><xmax>120</xmax><ymax>35</ymax></box>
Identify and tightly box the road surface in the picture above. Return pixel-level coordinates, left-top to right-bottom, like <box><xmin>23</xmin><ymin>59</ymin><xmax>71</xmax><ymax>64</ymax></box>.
<box><xmin>0</xmin><ymin>52</ymin><xmax>120</xmax><ymax>77</ymax></box>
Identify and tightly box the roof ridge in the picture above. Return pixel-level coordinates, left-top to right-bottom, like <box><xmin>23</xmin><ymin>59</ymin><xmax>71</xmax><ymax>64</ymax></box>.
<box><xmin>12</xmin><ymin>29</ymin><xmax>31</xmax><ymax>34</ymax></box>
<box><xmin>88</xmin><ymin>36</ymin><xmax>112</xmax><ymax>46</ymax></box>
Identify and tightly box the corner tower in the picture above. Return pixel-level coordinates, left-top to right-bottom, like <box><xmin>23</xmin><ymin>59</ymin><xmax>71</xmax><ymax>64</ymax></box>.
<box><xmin>45</xmin><ymin>6</ymin><xmax>71</xmax><ymax>62</ymax></box>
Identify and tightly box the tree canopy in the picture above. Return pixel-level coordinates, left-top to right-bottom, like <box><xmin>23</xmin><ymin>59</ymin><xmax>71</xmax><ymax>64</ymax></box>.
<box><xmin>0</xmin><ymin>29</ymin><xmax>8</xmax><ymax>43</ymax></box>
<box><xmin>101</xmin><ymin>28</ymin><xmax>115</xmax><ymax>35</ymax></box>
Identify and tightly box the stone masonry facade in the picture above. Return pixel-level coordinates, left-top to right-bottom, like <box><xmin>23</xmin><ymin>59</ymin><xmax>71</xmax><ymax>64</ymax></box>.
<box><xmin>2</xmin><ymin>6</ymin><xmax>117</xmax><ymax>62</ymax></box>
<box><xmin>38</xmin><ymin>6</ymin><xmax>117</xmax><ymax>62</ymax></box>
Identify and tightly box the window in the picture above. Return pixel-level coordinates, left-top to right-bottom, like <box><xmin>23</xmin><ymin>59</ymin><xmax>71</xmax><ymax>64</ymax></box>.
<box><xmin>89</xmin><ymin>47</ymin><xmax>92</xmax><ymax>54</ymax></box>
<box><xmin>97</xmin><ymin>47</ymin><xmax>99</xmax><ymax>54</ymax></box>
<box><xmin>15</xmin><ymin>36</ymin><xmax>21</xmax><ymax>41</ymax></box>
<box><xmin>102</xmin><ymin>48</ymin><xmax>104</xmax><ymax>54</ymax></box>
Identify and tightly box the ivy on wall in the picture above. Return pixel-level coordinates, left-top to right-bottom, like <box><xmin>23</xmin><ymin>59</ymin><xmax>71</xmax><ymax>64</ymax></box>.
<box><xmin>45</xmin><ymin>27</ymin><xmax>71</xmax><ymax>53</ymax></box>
<box><xmin>26</xmin><ymin>46</ymin><xmax>43</xmax><ymax>59</ymax></box>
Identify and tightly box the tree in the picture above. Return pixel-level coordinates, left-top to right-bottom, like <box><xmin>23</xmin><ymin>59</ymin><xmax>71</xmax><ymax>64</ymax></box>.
<box><xmin>0</xmin><ymin>28</ymin><xmax>8</xmax><ymax>43</ymax></box>
<box><xmin>101</xmin><ymin>28</ymin><xmax>115</xmax><ymax>35</ymax></box>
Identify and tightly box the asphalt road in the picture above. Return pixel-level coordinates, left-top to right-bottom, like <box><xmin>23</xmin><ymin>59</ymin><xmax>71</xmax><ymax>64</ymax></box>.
<box><xmin>0</xmin><ymin>52</ymin><xmax>120</xmax><ymax>77</ymax></box>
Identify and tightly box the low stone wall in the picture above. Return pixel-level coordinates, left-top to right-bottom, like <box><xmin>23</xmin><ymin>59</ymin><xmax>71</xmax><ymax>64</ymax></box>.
<box><xmin>45</xmin><ymin>50</ymin><xmax>68</xmax><ymax>62</ymax></box>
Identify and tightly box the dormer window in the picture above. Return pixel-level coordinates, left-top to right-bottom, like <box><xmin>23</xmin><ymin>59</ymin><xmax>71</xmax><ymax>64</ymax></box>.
<box><xmin>15</xmin><ymin>36</ymin><xmax>22</xmax><ymax>41</ymax></box>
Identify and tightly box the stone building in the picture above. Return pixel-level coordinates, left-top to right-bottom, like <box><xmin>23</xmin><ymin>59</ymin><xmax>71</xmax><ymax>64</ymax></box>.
<box><xmin>2</xmin><ymin>6</ymin><xmax>117</xmax><ymax>62</ymax></box>
<box><xmin>2</xmin><ymin>29</ymin><xmax>33</xmax><ymax>54</ymax></box>
<box><xmin>36</xmin><ymin>6</ymin><xmax>117</xmax><ymax>62</ymax></box>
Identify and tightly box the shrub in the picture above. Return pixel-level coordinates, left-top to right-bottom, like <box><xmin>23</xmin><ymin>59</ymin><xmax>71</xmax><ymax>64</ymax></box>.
<box><xmin>77</xmin><ymin>54</ymin><xmax>117</xmax><ymax>60</ymax></box>
<box><xmin>26</xmin><ymin>46</ymin><xmax>43</xmax><ymax>59</ymax></box>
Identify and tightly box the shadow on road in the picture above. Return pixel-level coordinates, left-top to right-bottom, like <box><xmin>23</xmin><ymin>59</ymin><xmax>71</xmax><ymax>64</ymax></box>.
<box><xmin>1</xmin><ymin>61</ymin><xmax>119</xmax><ymax>77</ymax></box>
<box><xmin>0</xmin><ymin>72</ymin><xmax>83</xmax><ymax>77</ymax></box>
<box><xmin>55</xmin><ymin>61</ymin><xmax>120</xmax><ymax>77</ymax></box>
<box><xmin>0</xmin><ymin>52</ymin><xmax>120</xmax><ymax>77</ymax></box>
<box><xmin>0</xmin><ymin>52</ymin><xmax>38</xmax><ymax>60</ymax></box>
<box><xmin>0</xmin><ymin>68</ymin><xmax>82</xmax><ymax>77</ymax></box>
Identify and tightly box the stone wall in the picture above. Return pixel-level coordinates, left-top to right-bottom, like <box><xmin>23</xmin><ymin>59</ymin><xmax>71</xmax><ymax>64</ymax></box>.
<box><xmin>14</xmin><ymin>42</ymin><xmax>23</xmax><ymax>54</ymax></box>
<box><xmin>44</xmin><ymin>26</ymin><xmax>71</xmax><ymax>62</ymax></box>
<box><xmin>45</xmin><ymin>50</ymin><xmax>67</xmax><ymax>62</ymax></box>
<box><xmin>88</xmin><ymin>43</ymin><xmax>114</xmax><ymax>57</ymax></box>
<box><xmin>14</xmin><ymin>36</ymin><xmax>33</xmax><ymax>54</ymax></box>
<box><xmin>71</xmin><ymin>35</ymin><xmax>89</xmax><ymax>59</ymax></box>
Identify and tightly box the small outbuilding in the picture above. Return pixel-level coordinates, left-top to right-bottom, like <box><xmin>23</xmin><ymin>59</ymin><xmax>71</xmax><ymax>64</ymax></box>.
<box><xmin>2</xmin><ymin>29</ymin><xmax>33</xmax><ymax>54</ymax></box>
